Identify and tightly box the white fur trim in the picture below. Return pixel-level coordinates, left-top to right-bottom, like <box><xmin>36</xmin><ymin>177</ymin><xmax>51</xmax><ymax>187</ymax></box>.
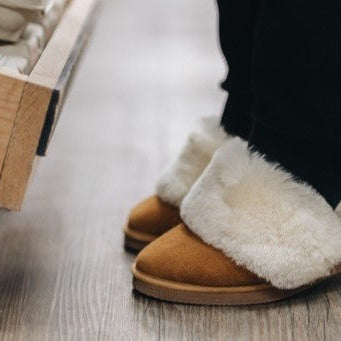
<box><xmin>156</xmin><ymin>116</ymin><xmax>230</xmax><ymax>207</ymax></box>
<box><xmin>181</xmin><ymin>137</ymin><xmax>341</xmax><ymax>289</ymax></box>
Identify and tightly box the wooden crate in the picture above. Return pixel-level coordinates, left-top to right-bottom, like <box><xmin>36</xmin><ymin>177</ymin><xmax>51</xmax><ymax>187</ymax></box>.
<box><xmin>0</xmin><ymin>0</ymin><xmax>97</xmax><ymax>210</ymax></box>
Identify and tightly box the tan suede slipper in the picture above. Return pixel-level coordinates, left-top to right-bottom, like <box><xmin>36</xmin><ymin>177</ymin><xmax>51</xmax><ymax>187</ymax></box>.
<box><xmin>124</xmin><ymin>116</ymin><xmax>231</xmax><ymax>252</ymax></box>
<box><xmin>132</xmin><ymin>138</ymin><xmax>341</xmax><ymax>305</ymax></box>
<box><xmin>124</xmin><ymin>195</ymin><xmax>181</xmax><ymax>251</ymax></box>
<box><xmin>132</xmin><ymin>225</ymin><xmax>340</xmax><ymax>305</ymax></box>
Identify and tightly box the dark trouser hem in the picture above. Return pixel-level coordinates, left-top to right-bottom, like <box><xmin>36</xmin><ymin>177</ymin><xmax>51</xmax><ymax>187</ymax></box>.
<box><xmin>248</xmin><ymin>121</ymin><xmax>341</xmax><ymax>209</ymax></box>
<box><xmin>220</xmin><ymin>91</ymin><xmax>253</xmax><ymax>140</ymax></box>
<box><xmin>217</xmin><ymin>0</ymin><xmax>258</xmax><ymax>141</ymax></box>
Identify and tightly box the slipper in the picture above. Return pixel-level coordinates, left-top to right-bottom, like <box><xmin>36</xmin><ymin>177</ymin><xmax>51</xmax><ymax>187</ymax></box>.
<box><xmin>124</xmin><ymin>195</ymin><xmax>181</xmax><ymax>251</ymax></box>
<box><xmin>132</xmin><ymin>137</ymin><xmax>341</xmax><ymax>305</ymax></box>
<box><xmin>124</xmin><ymin>116</ymin><xmax>231</xmax><ymax>251</ymax></box>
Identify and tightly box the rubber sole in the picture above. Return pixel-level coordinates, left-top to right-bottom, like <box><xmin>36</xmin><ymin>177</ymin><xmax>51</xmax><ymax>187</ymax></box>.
<box><xmin>131</xmin><ymin>263</ymin><xmax>316</xmax><ymax>305</ymax></box>
<box><xmin>123</xmin><ymin>225</ymin><xmax>157</xmax><ymax>252</ymax></box>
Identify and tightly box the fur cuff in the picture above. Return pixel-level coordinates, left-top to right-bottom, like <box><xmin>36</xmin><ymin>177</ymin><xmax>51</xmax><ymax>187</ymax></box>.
<box><xmin>156</xmin><ymin>116</ymin><xmax>230</xmax><ymax>207</ymax></box>
<box><xmin>181</xmin><ymin>137</ymin><xmax>341</xmax><ymax>289</ymax></box>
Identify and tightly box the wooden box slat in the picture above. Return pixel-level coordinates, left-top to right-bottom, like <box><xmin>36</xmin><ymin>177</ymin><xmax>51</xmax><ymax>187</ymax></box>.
<box><xmin>0</xmin><ymin>72</ymin><xmax>27</xmax><ymax>172</ymax></box>
<box><xmin>0</xmin><ymin>0</ymin><xmax>97</xmax><ymax>210</ymax></box>
<box><xmin>37</xmin><ymin>3</ymin><xmax>95</xmax><ymax>156</ymax></box>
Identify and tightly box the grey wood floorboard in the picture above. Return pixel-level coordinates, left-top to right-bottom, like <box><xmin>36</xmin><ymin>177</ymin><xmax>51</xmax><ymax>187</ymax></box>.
<box><xmin>0</xmin><ymin>0</ymin><xmax>340</xmax><ymax>339</ymax></box>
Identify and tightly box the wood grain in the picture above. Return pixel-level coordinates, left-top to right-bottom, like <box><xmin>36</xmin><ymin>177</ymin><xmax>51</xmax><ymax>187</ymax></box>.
<box><xmin>0</xmin><ymin>83</ymin><xmax>52</xmax><ymax>210</ymax></box>
<box><xmin>0</xmin><ymin>0</ymin><xmax>339</xmax><ymax>339</ymax></box>
<box><xmin>0</xmin><ymin>0</ymin><xmax>97</xmax><ymax>210</ymax></box>
<box><xmin>0</xmin><ymin>73</ymin><xmax>27</xmax><ymax>172</ymax></box>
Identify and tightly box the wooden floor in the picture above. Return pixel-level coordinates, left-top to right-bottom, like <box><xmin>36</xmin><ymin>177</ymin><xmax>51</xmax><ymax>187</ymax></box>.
<box><xmin>0</xmin><ymin>0</ymin><xmax>340</xmax><ymax>339</ymax></box>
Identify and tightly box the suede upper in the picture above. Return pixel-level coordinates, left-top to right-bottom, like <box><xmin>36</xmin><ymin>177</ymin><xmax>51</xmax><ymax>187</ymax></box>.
<box><xmin>128</xmin><ymin>195</ymin><xmax>181</xmax><ymax>237</ymax></box>
<box><xmin>136</xmin><ymin>224</ymin><xmax>264</xmax><ymax>287</ymax></box>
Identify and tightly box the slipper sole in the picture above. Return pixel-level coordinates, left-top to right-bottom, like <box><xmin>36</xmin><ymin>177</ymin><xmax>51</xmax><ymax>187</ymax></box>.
<box><xmin>124</xmin><ymin>225</ymin><xmax>157</xmax><ymax>252</ymax></box>
<box><xmin>131</xmin><ymin>263</ymin><xmax>316</xmax><ymax>305</ymax></box>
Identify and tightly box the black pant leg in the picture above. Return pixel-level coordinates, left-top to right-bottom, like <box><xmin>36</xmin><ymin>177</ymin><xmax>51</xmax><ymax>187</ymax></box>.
<box><xmin>249</xmin><ymin>0</ymin><xmax>341</xmax><ymax>208</ymax></box>
<box><xmin>218</xmin><ymin>0</ymin><xmax>260</xmax><ymax>139</ymax></box>
<box><xmin>251</xmin><ymin>0</ymin><xmax>341</xmax><ymax>140</ymax></box>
